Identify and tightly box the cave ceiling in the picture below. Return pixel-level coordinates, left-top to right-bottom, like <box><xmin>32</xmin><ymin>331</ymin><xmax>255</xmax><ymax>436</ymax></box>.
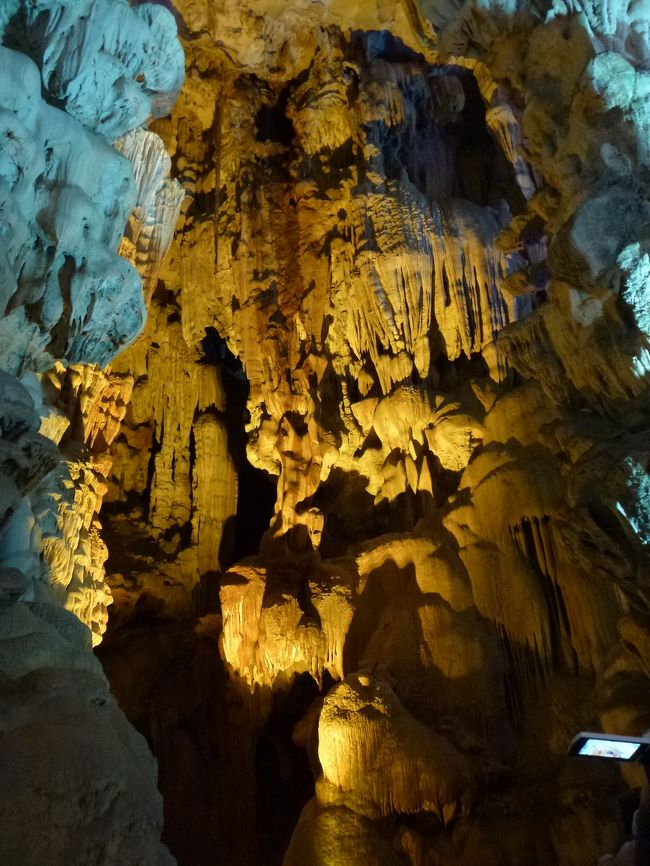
<box><xmin>2</xmin><ymin>1</ymin><xmax>650</xmax><ymax>865</ymax></box>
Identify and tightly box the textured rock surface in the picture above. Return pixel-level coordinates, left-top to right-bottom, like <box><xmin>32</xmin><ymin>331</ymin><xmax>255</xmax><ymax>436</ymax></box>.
<box><xmin>0</xmin><ymin>1</ymin><xmax>183</xmax><ymax>863</ymax></box>
<box><xmin>5</xmin><ymin>0</ymin><xmax>650</xmax><ymax>865</ymax></box>
<box><xmin>94</xmin><ymin>2</ymin><xmax>650</xmax><ymax>865</ymax></box>
<box><xmin>0</xmin><ymin>604</ymin><xmax>170</xmax><ymax>866</ymax></box>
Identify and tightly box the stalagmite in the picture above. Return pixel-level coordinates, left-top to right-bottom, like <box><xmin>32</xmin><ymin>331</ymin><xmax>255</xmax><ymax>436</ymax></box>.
<box><xmin>315</xmin><ymin>673</ymin><xmax>475</xmax><ymax>820</ymax></box>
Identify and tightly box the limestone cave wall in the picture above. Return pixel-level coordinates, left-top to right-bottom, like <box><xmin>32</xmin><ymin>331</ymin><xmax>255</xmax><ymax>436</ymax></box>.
<box><xmin>0</xmin><ymin>1</ymin><xmax>184</xmax><ymax>863</ymax></box>
<box><xmin>3</xmin><ymin>1</ymin><xmax>650</xmax><ymax>866</ymax></box>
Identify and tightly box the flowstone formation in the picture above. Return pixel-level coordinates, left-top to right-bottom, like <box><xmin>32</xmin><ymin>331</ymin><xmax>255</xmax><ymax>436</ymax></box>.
<box><xmin>0</xmin><ymin>1</ymin><xmax>183</xmax><ymax>863</ymax></box>
<box><xmin>95</xmin><ymin>2</ymin><xmax>650</xmax><ymax>865</ymax></box>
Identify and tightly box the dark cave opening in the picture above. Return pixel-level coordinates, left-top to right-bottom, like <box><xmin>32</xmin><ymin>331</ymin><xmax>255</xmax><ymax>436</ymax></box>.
<box><xmin>254</xmin><ymin>673</ymin><xmax>328</xmax><ymax>865</ymax></box>
<box><xmin>452</xmin><ymin>66</ymin><xmax>527</xmax><ymax>213</ymax></box>
<box><xmin>200</xmin><ymin>327</ymin><xmax>277</xmax><ymax>565</ymax></box>
<box><xmin>313</xmin><ymin>467</ymin><xmax>393</xmax><ymax>556</ymax></box>
<box><xmin>231</xmin><ymin>460</ymin><xmax>277</xmax><ymax>561</ymax></box>
<box><xmin>360</xmin><ymin>47</ymin><xmax>527</xmax><ymax>217</ymax></box>
<box><xmin>254</xmin><ymin>86</ymin><xmax>296</xmax><ymax>146</ymax></box>
<box><xmin>432</xmin><ymin>349</ymin><xmax>491</xmax><ymax>391</ymax></box>
<box><xmin>97</xmin><ymin>616</ymin><xmax>236</xmax><ymax>866</ymax></box>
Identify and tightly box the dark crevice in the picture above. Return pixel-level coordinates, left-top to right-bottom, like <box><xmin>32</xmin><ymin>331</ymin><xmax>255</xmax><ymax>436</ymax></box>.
<box><xmin>255</xmin><ymin>673</ymin><xmax>331</xmax><ymax>865</ymax></box>
<box><xmin>199</xmin><ymin>327</ymin><xmax>276</xmax><ymax>565</ymax></box>
<box><xmin>255</xmin><ymin>86</ymin><xmax>295</xmax><ymax>146</ymax></box>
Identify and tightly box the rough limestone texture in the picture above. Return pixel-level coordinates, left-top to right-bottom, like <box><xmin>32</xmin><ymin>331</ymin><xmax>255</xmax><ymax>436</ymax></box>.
<box><xmin>94</xmin><ymin>2</ymin><xmax>650</xmax><ymax>865</ymax></box>
<box><xmin>4</xmin><ymin>0</ymin><xmax>650</xmax><ymax>865</ymax></box>
<box><xmin>0</xmin><ymin>1</ymin><xmax>184</xmax><ymax>863</ymax></box>
<box><xmin>0</xmin><ymin>600</ymin><xmax>172</xmax><ymax>866</ymax></box>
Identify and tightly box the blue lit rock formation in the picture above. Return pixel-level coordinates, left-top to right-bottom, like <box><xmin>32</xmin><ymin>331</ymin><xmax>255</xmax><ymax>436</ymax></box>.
<box><xmin>0</xmin><ymin>2</ymin><xmax>183</xmax><ymax>864</ymax></box>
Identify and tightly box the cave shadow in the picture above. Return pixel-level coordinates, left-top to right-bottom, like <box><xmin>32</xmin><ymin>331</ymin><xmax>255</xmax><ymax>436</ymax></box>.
<box><xmin>254</xmin><ymin>672</ymin><xmax>334</xmax><ymax>866</ymax></box>
<box><xmin>199</xmin><ymin>327</ymin><xmax>277</xmax><ymax>568</ymax></box>
<box><xmin>343</xmin><ymin>559</ymin><xmax>429</xmax><ymax>674</ymax></box>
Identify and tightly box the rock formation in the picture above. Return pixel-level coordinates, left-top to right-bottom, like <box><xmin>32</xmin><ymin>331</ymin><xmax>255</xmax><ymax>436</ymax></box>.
<box><xmin>0</xmin><ymin>1</ymin><xmax>183</xmax><ymax>863</ymax></box>
<box><xmin>4</xmin><ymin>0</ymin><xmax>650</xmax><ymax>865</ymax></box>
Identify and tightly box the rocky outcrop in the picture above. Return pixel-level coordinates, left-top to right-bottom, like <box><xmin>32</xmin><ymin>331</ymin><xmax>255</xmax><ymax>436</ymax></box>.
<box><xmin>0</xmin><ymin>601</ymin><xmax>172</xmax><ymax>866</ymax></box>
<box><xmin>0</xmin><ymin>1</ymin><xmax>183</xmax><ymax>863</ymax></box>
<box><xmin>93</xmin><ymin>2</ymin><xmax>650</xmax><ymax>865</ymax></box>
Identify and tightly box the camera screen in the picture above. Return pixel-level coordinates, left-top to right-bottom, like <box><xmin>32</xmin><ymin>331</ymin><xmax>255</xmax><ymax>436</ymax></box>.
<box><xmin>578</xmin><ymin>738</ymin><xmax>641</xmax><ymax>760</ymax></box>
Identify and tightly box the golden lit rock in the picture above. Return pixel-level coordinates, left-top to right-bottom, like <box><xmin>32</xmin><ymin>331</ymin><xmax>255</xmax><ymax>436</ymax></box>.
<box><xmin>316</xmin><ymin>672</ymin><xmax>475</xmax><ymax>820</ymax></box>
